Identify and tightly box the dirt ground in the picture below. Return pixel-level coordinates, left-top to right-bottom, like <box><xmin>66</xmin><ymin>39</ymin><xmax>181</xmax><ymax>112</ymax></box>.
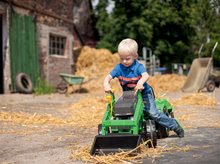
<box><xmin>0</xmin><ymin>88</ymin><xmax>220</xmax><ymax>164</ymax></box>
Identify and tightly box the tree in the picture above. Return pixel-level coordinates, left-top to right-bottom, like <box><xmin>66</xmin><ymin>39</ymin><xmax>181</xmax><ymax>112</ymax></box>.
<box><xmin>93</xmin><ymin>0</ymin><xmax>220</xmax><ymax>66</ymax></box>
<box><xmin>93</xmin><ymin>0</ymin><xmax>116</xmax><ymax>50</ymax></box>
<box><xmin>190</xmin><ymin>0</ymin><xmax>220</xmax><ymax>66</ymax></box>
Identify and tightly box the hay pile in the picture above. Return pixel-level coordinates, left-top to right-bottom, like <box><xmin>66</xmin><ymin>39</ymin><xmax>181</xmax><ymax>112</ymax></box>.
<box><xmin>74</xmin><ymin>46</ymin><xmax>187</xmax><ymax>94</ymax></box>
<box><xmin>67</xmin><ymin>92</ymin><xmax>217</xmax><ymax>129</ymax></box>
<box><xmin>169</xmin><ymin>93</ymin><xmax>217</xmax><ymax>129</ymax></box>
<box><xmin>0</xmin><ymin>97</ymin><xmax>107</xmax><ymax>128</ymax></box>
<box><xmin>71</xmin><ymin>143</ymin><xmax>194</xmax><ymax>164</ymax></box>
<box><xmin>75</xmin><ymin>46</ymin><xmax>121</xmax><ymax>93</ymax></box>
<box><xmin>0</xmin><ymin>111</ymin><xmax>66</xmax><ymax>125</ymax></box>
<box><xmin>0</xmin><ymin>93</ymin><xmax>216</xmax><ymax>129</ymax></box>
<box><xmin>67</xmin><ymin>96</ymin><xmax>106</xmax><ymax>128</ymax></box>
<box><xmin>171</xmin><ymin>93</ymin><xmax>217</xmax><ymax>106</ymax></box>
<box><xmin>148</xmin><ymin>74</ymin><xmax>187</xmax><ymax>95</ymax></box>
<box><xmin>75</xmin><ymin>47</ymin><xmax>119</xmax><ymax>77</ymax></box>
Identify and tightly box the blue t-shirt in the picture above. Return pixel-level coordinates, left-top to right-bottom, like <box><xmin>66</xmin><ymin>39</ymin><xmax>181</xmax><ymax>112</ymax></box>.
<box><xmin>110</xmin><ymin>59</ymin><xmax>151</xmax><ymax>94</ymax></box>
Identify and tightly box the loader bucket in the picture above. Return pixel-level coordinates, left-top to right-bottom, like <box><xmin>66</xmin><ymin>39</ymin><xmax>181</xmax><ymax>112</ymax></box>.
<box><xmin>90</xmin><ymin>134</ymin><xmax>142</xmax><ymax>155</ymax></box>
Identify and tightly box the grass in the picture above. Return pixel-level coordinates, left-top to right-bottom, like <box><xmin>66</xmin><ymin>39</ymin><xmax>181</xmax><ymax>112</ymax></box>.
<box><xmin>34</xmin><ymin>78</ymin><xmax>55</xmax><ymax>95</ymax></box>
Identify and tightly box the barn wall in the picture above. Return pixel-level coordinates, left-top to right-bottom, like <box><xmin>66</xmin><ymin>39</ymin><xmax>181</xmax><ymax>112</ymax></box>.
<box><xmin>37</xmin><ymin>24</ymin><xmax>73</xmax><ymax>87</ymax></box>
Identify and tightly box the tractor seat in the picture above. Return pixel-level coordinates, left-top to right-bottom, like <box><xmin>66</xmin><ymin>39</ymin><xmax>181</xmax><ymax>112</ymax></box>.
<box><xmin>114</xmin><ymin>91</ymin><xmax>137</xmax><ymax>117</ymax></box>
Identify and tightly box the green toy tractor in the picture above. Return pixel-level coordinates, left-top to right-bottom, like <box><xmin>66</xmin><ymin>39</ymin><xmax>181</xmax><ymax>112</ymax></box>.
<box><xmin>90</xmin><ymin>90</ymin><xmax>174</xmax><ymax>155</ymax></box>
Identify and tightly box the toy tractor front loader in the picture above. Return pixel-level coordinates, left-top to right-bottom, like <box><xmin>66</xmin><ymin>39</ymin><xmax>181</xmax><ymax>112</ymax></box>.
<box><xmin>90</xmin><ymin>91</ymin><xmax>174</xmax><ymax>155</ymax></box>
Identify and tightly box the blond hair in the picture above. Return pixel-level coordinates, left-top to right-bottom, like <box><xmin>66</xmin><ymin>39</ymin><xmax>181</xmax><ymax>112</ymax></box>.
<box><xmin>118</xmin><ymin>38</ymin><xmax>138</xmax><ymax>56</ymax></box>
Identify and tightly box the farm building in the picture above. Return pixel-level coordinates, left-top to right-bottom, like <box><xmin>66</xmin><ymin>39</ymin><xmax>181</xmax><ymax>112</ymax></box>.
<box><xmin>0</xmin><ymin>0</ymin><xmax>96</xmax><ymax>94</ymax></box>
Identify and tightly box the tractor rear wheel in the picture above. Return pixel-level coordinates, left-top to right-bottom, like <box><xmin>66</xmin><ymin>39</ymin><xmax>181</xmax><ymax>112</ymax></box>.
<box><xmin>156</xmin><ymin>110</ymin><xmax>174</xmax><ymax>138</ymax></box>
<box><xmin>157</xmin><ymin>124</ymin><xmax>169</xmax><ymax>138</ymax></box>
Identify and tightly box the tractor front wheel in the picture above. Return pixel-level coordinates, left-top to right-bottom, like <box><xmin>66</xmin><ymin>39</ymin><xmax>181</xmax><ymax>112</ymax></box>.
<box><xmin>98</xmin><ymin>124</ymin><xmax>102</xmax><ymax>135</ymax></box>
<box><xmin>145</xmin><ymin>120</ymin><xmax>157</xmax><ymax>148</ymax></box>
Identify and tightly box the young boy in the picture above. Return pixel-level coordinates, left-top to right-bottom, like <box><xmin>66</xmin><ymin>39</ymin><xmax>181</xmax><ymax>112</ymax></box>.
<box><xmin>103</xmin><ymin>38</ymin><xmax>184</xmax><ymax>138</ymax></box>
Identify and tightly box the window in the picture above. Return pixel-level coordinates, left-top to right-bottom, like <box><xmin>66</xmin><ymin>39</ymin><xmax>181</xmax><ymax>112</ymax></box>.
<box><xmin>49</xmin><ymin>34</ymin><xmax>66</xmax><ymax>56</ymax></box>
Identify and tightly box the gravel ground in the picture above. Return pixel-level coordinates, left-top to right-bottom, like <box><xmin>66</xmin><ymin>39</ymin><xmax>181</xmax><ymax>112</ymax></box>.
<box><xmin>0</xmin><ymin>88</ymin><xmax>220</xmax><ymax>164</ymax></box>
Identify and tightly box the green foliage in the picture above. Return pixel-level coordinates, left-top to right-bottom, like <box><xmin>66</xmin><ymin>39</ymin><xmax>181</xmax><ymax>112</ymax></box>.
<box><xmin>34</xmin><ymin>78</ymin><xmax>55</xmax><ymax>95</ymax></box>
<box><xmin>93</xmin><ymin>0</ymin><xmax>220</xmax><ymax>66</ymax></box>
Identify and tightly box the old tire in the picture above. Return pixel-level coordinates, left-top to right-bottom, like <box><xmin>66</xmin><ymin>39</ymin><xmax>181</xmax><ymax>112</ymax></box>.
<box><xmin>57</xmin><ymin>81</ymin><xmax>67</xmax><ymax>94</ymax></box>
<box><xmin>206</xmin><ymin>80</ymin><xmax>215</xmax><ymax>92</ymax></box>
<box><xmin>16</xmin><ymin>73</ymin><xmax>33</xmax><ymax>94</ymax></box>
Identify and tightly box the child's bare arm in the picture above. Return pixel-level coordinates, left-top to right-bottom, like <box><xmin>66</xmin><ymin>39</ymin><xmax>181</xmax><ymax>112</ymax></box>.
<box><xmin>135</xmin><ymin>72</ymin><xmax>149</xmax><ymax>91</ymax></box>
<box><xmin>103</xmin><ymin>74</ymin><xmax>113</xmax><ymax>92</ymax></box>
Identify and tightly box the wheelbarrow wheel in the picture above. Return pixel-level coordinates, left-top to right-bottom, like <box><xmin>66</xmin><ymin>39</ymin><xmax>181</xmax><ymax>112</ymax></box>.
<box><xmin>206</xmin><ymin>80</ymin><xmax>215</xmax><ymax>92</ymax></box>
<box><xmin>57</xmin><ymin>81</ymin><xmax>67</xmax><ymax>94</ymax></box>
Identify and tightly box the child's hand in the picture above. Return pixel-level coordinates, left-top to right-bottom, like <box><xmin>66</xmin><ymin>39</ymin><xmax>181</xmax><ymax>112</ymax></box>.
<box><xmin>134</xmin><ymin>82</ymin><xmax>144</xmax><ymax>94</ymax></box>
<box><xmin>104</xmin><ymin>84</ymin><xmax>112</xmax><ymax>93</ymax></box>
<box><xmin>103</xmin><ymin>75</ymin><xmax>113</xmax><ymax>93</ymax></box>
<box><xmin>135</xmin><ymin>82</ymin><xmax>145</xmax><ymax>90</ymax></box>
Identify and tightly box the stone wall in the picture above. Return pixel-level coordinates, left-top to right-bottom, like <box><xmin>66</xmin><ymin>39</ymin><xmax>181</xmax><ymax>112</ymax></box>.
<box><xmin>1</xmin><ymin>0</ymin><xmax>98</xmax><ymax>93</ymax></box>
<box><xmin>12</xmin><ymin>2</ymin><xmax>74</xmax><ymax>88</ymax></box>
<box><xmin>37</xmin><ymin>24</ymin><xmax>73</xmax><ymax>87</ymax></box>
<box><xmin>0</xmin><ymin>0</ymin><xmax>75</xmax><ymax>92</ymax></box>
<box><xmin>13</xmin><ymin>0</ymin><xmax>74</xmax><ymax>32</ymax></box>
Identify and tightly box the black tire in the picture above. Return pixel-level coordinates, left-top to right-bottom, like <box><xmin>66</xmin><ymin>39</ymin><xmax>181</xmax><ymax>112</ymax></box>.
<box><xmin>206</xmin><ymin>80</ymin><xmax>215</xmax><ymax>92</ymax></box>
<box><xmin>170</xmin><ymin>112</ymin><xmax>174</xmax><ymax>118</ymax></box>
<box><xmin>157</xmin><ymin>110</ymin><xmax>173</xmax><ymax>138</ymax></box>
<box><xmin>98</xmin><ymin>124</ymin><xmax>102</xmax><ymax>135</ymax></box>
<box><xmin>145</xmin><ymin>120</ymin><xmax>157</xmax><ymax>148</ymax></box>
<box><xmin>15</xmin><ymin>73</ymin><xmax>33</xmax><ymax>94</ymax></box>
<box><xmin>57</xmin><ymin>81</ymin><xmax>67</xmax><ymax>94</ymax></box>
<box><xmin>157</xmin><ymin>124</ymin><xmax>169</xmax><ymax>139</ymax></box>
<box><xmin>146</xmin><ymin>131</ymin><xmax>157</xmax><ymax>148</ymax></box>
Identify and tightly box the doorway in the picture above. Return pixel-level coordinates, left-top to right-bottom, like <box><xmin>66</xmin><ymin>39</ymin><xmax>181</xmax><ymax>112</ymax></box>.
<box><xmin>0</xmin><ymin>14</ymin><xmax>3</xmax><ymax>93</ymax></box>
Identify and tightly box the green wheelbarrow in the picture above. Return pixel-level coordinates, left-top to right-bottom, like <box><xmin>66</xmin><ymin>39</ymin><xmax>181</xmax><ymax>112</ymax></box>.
<box><xmin>56</xmin><ymin>73</ymin><xmax>84</xmax><ymax>94</ymax></box>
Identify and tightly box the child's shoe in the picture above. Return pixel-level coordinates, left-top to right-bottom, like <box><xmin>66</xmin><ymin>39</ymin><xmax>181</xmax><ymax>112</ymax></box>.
<box><xmin>174</xmin><ymin>120</ymin><xmax>184</xmax><ymax>138</ymax></box>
